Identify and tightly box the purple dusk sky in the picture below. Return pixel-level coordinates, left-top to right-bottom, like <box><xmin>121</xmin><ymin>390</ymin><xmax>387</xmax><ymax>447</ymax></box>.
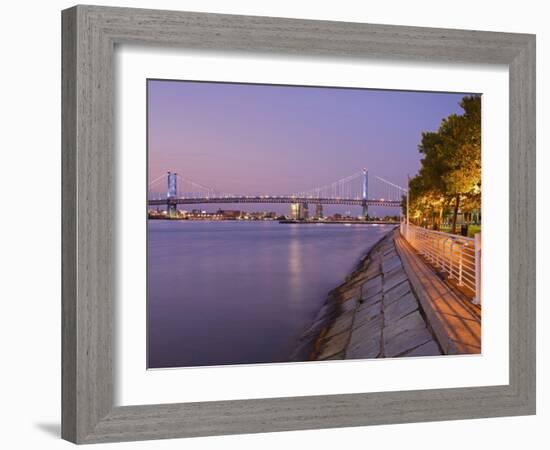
<box><xmin>147</xmin><ymin>79</ymin><xmax>472</xmax><ymax>213</ymax></box>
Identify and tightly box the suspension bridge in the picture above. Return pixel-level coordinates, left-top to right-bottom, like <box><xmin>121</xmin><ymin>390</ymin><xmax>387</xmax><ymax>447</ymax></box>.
<box><xmin>148</xmin><ymin>169</ymin><xmax>406</xmax><ymax>218</ymax></box>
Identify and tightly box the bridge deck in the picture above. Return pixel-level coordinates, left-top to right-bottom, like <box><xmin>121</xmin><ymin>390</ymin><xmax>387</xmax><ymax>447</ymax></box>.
<box><xmin>148</xmin><ymin>196</ymin><xmax>401</xmax><ymax>208</ymax></box>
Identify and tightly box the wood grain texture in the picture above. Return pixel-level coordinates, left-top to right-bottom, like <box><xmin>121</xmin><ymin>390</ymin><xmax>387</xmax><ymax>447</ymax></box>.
<box><xmin>61</xmin><ymin>4</ymin><xmax>536</xmax><ymax>444</ymax></box>
<box><xmin>61</xmin><ymin>7</ymin><xmax>77</xmax><ymax>443</ymax></box>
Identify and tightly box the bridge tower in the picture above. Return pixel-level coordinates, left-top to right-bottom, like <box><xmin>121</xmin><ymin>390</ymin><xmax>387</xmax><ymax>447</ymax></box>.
<box><xmin>167</xmin><ymin>171</ymin><xmax>178</xmax><ymax>218</ymax></box>
<box><xmin>362</xmin><ymin>168</ymin><xmax>369</xmax><ymax>219</ymax></box>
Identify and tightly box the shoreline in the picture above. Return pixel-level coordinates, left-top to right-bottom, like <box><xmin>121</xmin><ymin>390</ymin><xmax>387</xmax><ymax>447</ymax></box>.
<box><xmin>290</xmin><ymin>227</ymin><xmax>397</xmax><ymax>361</ymax></box>
<box><xmin>279</xmin><ymin>220</ymin><xmax>399</xmax><ymax>225</ymax></box>
<box><xmin>148</xmin><ymin>217</ymin><xmax>399</xmax><ymax>225</ymax></box>
<box><xmin>292</xmin><ymin>226</ymin><xmax>482</xmax><ymax>361</ymax></box>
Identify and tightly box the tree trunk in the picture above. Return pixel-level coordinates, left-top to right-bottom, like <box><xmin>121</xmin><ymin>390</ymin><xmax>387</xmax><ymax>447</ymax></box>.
<box><xmin>451</xmin><ymin>195</ymin><xmax>460</xmax><ymax>234</ymax></box>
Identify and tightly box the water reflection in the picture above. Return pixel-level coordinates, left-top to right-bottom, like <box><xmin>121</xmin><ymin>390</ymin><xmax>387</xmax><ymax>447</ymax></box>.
<box><xmin>148</xmin><ymin>221</ymin><xmax>394</xmax><ymax>368</ymax></box>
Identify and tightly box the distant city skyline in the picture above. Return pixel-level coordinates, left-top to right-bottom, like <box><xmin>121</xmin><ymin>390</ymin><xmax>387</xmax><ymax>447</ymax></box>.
<box><xmin>148</xmin><ymin>79</ymin><xmax>472</xmax><ymax>215</ymax></box>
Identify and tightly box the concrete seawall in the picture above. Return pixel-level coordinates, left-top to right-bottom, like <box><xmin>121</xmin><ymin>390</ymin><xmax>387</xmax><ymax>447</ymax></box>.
<box><xmin>291</xmin><ymin>227</ymin><xmax>481</xmax><ymax>361</ymax></box>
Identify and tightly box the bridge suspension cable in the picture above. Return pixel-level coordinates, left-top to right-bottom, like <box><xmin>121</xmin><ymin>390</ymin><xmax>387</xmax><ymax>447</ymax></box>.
<box><xmin>374</xmin><ymin>176</ymin><xmax>407</xmax><ymax>193</ymax></box>
<box><xmin>291</xmin><ymin>171</ymin><xmax>365</xmax><ymax>199</ymax></box>
<box><xmin>148</xmin><ymin>170</ymin><xmax>405</xmax><ymax>204</ymax></box>
<box><xmin>148</xmin><ymin>174</ymin><xmax>168</xmax><ymax>189</ymax></box>
<box><xmin>148</xmin><ymin>172</ymin><xmax>235</xmax><ymax>200</ymax></box>
<box><xmin>369</xmin><ymin>176</ymin><xmax>406</xmax><ymax>203</ymax></box>
<box><xmin>290</xmin><ymin>172</ymin><xmax>404</xmax><ymax>203</ymax></box>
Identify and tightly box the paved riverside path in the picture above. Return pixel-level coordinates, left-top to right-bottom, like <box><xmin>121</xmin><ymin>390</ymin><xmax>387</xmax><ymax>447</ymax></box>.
<box><xmin>394</xmin><ymin>232</ymin><xmax>481</xmax><ymax>354</ymax></box>
<box><xmin>292</xmin><ymin>228</ymin><xmax>481</xmax><ymax>361</ymax></box>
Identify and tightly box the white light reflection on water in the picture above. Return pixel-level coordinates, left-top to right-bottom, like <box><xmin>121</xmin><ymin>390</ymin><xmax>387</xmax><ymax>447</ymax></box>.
<box><xmin>147</xmin><ymin>220</ymin><xmax>394</xmax><ymax>368</ymax></box>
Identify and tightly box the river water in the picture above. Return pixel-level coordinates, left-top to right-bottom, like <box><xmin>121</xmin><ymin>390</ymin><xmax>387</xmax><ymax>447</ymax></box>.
<box><xmin>148</xmin><ymin>220</ymin><xmax>395</xmax><ymax>368</ymax></box>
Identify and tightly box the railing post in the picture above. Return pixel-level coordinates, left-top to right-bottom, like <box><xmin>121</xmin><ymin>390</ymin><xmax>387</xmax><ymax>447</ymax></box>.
<box><xmin>449</xmin><ymin>241</ymin><xmax>455</xmax><ymax>279</ymax></box>
<box><xmin>431</xmin><ymin>232</ymin><xmax>437</xmax><ymax>265</ymax></box>
<box><xmin>458</xmin><ymin>243</ymin><xmax>464</xmax><ymax>286</ymax></box>
<box><xmin>472</xmin><ymin>233</ymin><xmax>482</xmax><ymax>305</ymax></box>
<box><xmin>443</xmin><ymin>238</ymin><xmax>451</xmax><ymax>274</ymax></box>
<box><xmin>442</xmin><ymin>238</ymin><xmax>447</xmax><ymax>271</ymax></box>
<box><xmin>405</xmin><ymin>224</ymin><xmax>477</xmax><ymax>303</ymax></box>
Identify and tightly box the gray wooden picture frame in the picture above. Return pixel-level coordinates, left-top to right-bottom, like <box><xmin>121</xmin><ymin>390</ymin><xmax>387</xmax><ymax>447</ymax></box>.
<box><xmin>61</xmin><ymin>4</ymin><xmax>536</xmax><ymax>444</ymax></box>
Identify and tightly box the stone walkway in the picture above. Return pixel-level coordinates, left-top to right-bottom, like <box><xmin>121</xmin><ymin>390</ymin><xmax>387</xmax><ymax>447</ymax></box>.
<box><xmin>290</xmin><ymin>227</ymin><xmax>483</xmax><ymax>362</ymax></box>
<box><xmin>311</xmin><ymin>230</ymin><xmax>442</xmax><ymax>360</ymax></box>
<box><xmin>293</xmin><ymin>232</ymin><xmax>441</xmax><ymax>360</ymax></box>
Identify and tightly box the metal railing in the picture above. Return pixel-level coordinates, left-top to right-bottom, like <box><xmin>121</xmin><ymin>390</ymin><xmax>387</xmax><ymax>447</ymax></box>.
<box><xmin>401</xmin><ymin>222</ymin><xmax>481</xmax><ymax>304</ymax></box>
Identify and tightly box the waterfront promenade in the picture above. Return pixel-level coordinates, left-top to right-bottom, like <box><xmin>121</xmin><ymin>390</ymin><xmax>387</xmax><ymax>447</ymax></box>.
<box><xmin>292</xmin><ymin>228</ymin><xmax>481</xmax><ymax>361</ymax></box>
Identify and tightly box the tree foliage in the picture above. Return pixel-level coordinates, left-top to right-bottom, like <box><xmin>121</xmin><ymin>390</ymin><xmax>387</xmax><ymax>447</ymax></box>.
<box><xmin>406</xmin><ymin>95</ymin><xmax>481</xmax><ymax>232</ymax></box>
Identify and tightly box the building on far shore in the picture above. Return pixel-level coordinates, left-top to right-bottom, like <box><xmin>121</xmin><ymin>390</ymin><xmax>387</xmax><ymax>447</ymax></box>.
<box><xmin>216</xmin><ymin>209</ymin><xmax>242</xmax><ymax>220</ymax></box>
<box><xmin>290</xmin><ymin>202</ymin><xmax>309</xmax><ymax>220</ymax></box>
<box><xmin>314</xmin><ymin>203</ymin><xmax>323</xmax><ymax>219</ymax></box>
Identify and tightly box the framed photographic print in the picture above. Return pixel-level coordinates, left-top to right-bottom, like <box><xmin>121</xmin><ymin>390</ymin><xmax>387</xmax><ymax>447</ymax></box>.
<box><xmin>62</xmin><ymin>5</ymin><xmax>536</xmax><ymax>444</ymax></box>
